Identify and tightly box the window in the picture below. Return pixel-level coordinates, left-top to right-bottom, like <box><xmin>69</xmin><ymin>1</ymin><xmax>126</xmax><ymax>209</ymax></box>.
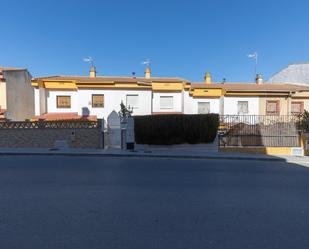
<box><xmin>198</xmin><ymin>102</ymin><xmax>210</xmax><ymax>114</ymax></box>
<box><xmin>92</xmin><ymin>94</ymin><xmax>104</xmax><ymax>108</ymax></box>
<box><xmin>160</xmin><ymin>96</ymin><xmax>173</xmax><ymax>109</ymax></box>
<box><xmin>237</xmin><ymin>101</ymin><xmax>249</xmax><ymax>114</ymax></box>
<box><xmin>291</xmin><ymin>101</ymin><xmax>304</xmax><ymax>115</ymax></box>
<box><xmin>266</xmin><ymin>100</ymin><xmax>280</xmax><ymax>115</ymax></box>
<box><xmin>57</xmin><ymin>96</ymin><xmax>71</xmax><ymax>108</ymax></box>
<box><xmin>126</xmin><ymin>95</ymin><xmax>139</xmax><ymax>109</ymax></box>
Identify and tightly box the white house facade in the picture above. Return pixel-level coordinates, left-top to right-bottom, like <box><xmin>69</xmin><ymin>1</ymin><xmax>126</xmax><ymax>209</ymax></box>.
<box><xmin>35</xmin><ymin>88</ymin><xmax>152</xmax><ymax>119</ymax></box>
<box><xmin>223</xmin><ymin>97</ymin><xmax>259</xmax><ymax>115</ymax></box>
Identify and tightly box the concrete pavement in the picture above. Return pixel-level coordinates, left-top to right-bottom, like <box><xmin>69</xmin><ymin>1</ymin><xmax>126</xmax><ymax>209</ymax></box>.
<box><xmin>0</xmin><ymin>147</ymin><xmax>308</xmax><ymax>165</ymax></box>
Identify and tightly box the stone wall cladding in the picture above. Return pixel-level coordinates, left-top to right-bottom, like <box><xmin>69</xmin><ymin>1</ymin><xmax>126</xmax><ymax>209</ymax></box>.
<box><xmin>0</xmin><ymin>128</ymin><xmax>103</xmax><ymax>149</ymax></box>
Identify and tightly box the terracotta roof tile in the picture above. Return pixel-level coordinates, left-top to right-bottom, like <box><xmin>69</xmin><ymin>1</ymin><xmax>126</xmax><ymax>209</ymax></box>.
<box><xmin>33</xmin><ymin>112</ymin><xmax>97</xmax><ymax>121</ymax></box>
<box><xmin>191</xmin><ymin>82</ymin><xmax>309</xmax><ymax>92</ymax></box>
<box><xmin>0</xmin><ymin>67</ymin><xmax>25</xmax><ymax>71</ymax></box>
<box><xmin>33</xmin><ymin>75</ymin><xmax>189</xmax><ymax>84</ymax></box>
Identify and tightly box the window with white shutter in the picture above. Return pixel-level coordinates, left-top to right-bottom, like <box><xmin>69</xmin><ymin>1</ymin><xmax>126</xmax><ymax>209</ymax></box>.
<box><xmin>160</xmin><ymin>96</ymin><xmax>173</xmax><ymax>109</ymax></box>
<box><xmin>126</xmin><ymin>95</ymin><xmax>139</xmax><ymax>109</ymax></box>
<box><xmin>237</xmin><ymin>101</ymin><xmax>249</xmax><ymax>114</ymax></box>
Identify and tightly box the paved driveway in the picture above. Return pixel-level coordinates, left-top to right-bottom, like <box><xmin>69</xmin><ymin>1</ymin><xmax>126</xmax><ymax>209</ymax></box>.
<box><xmin>0</xmin><ymin>156</ymin><xmax>308</xmax><ymax>249</ymax></box>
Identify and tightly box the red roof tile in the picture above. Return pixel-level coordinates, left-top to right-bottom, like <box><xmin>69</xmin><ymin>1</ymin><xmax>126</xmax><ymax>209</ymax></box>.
<box><xmin>191</xmin><ymin>83</ymin><xmax>309</xmax><ymax>92</ymax></box>
<box><xmin>0</xmin><ymin>67</ymin><xmax>24</xmax><ymax>71</ymax></box>
<box><xmin>33</xmin><ymin>112</ymin><xmax>97</xmax><ymax>121</ymax></box>
<box><xmin>33</xmin><ymin>75</ymin><xmax>189</xmax><ymax>84</ymax></box>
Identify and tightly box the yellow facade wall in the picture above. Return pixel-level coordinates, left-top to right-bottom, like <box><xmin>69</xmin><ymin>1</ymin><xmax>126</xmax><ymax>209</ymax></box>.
<box><xmin>300</xmin><ymin>133</ymin><xmax>309</xmax><ymax>156</ymax></box>
<box><xmin>259</xmin><ymin>96</ymin><xmax>309</xmax><ymax>115</ymax></box>
<box><xmin>259</xmin><ymin>97</ymin><xmax>288</xmax><ymax>115</ymax></box>
<box><xmin>0</xmin><ymin>82</ymin><xmax>6</xmax><ymax>109</ymax></box>
<box><xmin>220</xmin><ymin>147</ymin><xmax>293</xmax><ymax>155</ymax></box>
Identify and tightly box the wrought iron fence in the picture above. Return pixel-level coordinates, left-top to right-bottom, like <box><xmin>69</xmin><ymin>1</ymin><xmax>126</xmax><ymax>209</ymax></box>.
<box><xmin>219</xmin><ymin>115</ymin><xmax>301</xmax><ymax>147</ymax></box>
<box><xmin>0</xmin><ymin>120</ymin><xmax>100</xmax><ymax>129</ymax></box>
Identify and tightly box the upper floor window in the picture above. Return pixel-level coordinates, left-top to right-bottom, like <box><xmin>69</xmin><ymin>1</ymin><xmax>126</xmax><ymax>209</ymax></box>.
<box><xmin>160</xmin><ymin>96</ymin><xmax>173</xmax><ymax>109</ymax></box>
<box><xmin>198</xmin><ymin>102</ymin><xmax>210</xmax><ymax>114</ymax></box>
<box><xmin>92</xmin><ymin>94</ymin><xmax>104</xmax><ymax>108</ymax></box>
<box><xmin>266</xmin><ymin>100</ymin><xmax>280</xmax><ymax>115</ymax></box>
<box><xmin>291</xmin><ymin>101</ymin><xmax>304</xmax><ymax>115</ymax></box>
<box><xmin>237</xmin><ymin>101</ymin><xmax>249</xmax><ymax>115</ymax></box>
<box><xmin>126</xmin><ymin>94</ymin><xmax>139</xmax><ymax>109</ymax></box>
<box><xmin>57</xmin><ymin>96</ymin><xmax>71</xmax><ymax>108</ymax></box>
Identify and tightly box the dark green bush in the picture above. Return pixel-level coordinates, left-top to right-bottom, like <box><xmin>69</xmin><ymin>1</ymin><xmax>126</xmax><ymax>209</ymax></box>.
<box><xmin>134</xmin><ymin>114</ymin><xmax>219</xmax><ymax>145</ymax></box>
<box><xmin>299</xmin><ymin>110</ymin><xmax>309</xmax><ymax>132</ymax></box>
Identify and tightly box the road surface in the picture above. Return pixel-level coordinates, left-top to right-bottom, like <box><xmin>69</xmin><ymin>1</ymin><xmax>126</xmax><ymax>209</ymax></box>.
<box><xmin>0</xmin><ymin>156</ymin><xmax>308</xmax><ymax>249</ymax></box>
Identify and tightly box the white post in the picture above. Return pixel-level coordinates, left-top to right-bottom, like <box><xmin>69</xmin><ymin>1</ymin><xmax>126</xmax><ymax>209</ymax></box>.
<box><xmin>126</xmin><ymin>117</ymin><xmax>135</xmax><ymax>150</ymax></box>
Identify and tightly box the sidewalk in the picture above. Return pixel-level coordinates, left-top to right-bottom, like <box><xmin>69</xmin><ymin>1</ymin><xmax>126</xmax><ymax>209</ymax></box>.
<box><xmin>0</xmin><ymin>147</ymin><xmax>307</xmax><ymax>164</ymax></box>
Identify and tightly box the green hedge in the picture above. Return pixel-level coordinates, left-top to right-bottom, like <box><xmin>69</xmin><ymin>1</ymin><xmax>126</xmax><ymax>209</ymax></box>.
<box><xmin>134</xmin><ymin>114</ymin><xmax>219</xmax><ymax>145</ymax></box>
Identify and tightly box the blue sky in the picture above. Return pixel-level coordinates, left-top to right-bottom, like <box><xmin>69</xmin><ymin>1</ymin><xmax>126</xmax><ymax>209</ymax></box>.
<box><xmin>1</xmin><ymin>0</ymin><xmax>309</xmax><ymax>82</ymax></box>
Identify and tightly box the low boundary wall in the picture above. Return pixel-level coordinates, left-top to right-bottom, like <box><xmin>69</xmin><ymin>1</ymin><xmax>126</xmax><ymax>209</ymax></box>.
<box><xmin>0</xmin><ymin>120</ymin><xmax>103</xmax><ymax>149</ymax></box>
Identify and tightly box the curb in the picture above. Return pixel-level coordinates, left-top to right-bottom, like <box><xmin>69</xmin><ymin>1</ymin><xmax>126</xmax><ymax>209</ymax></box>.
<box><xmin>0</xmin><ymin>151</ymin><xmax>287</xmax><ymax>162</ymax></box>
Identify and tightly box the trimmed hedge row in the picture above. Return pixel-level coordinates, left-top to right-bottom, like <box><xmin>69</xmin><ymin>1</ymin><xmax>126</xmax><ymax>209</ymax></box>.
<box><xmin>134</xmin><ymin>114</ymin><xmax>219</xmax><ymax>145</ymax></box>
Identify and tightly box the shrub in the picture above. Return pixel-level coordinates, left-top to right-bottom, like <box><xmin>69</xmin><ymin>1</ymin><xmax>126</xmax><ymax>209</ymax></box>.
<box><xmin>299</xmin><ymin>110</ymin><xmax>309</xmax><ymax>132</ymax></box>
<box><xmin>134</xmin><ymin>114</ymin><xmax>219</xmax><ymax>145</ymax></box>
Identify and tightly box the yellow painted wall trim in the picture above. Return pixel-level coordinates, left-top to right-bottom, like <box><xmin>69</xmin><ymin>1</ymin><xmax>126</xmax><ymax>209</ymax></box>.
<box><xmin>190</xmin><ymin>88</ymin><xmax>225</xmax><ymax>97</ymax></box>
<box><xmin>77</xmin><ymin>81</ymin><xmax>115</xmax><ymax>84</ymax></box>
<box><xmin>152</xmin><ymin>83</ymin><xmax>184</xmax><ymax>91</ymax></box>
<box><xmin>77</xmin><ymin>84</ymin><xmax>151</xmax><ymax>89</ymax></box>
<box><xmin>44</xmin><ymin>82</ymin><xmax>78</xmax><ymax>90</ymax></box>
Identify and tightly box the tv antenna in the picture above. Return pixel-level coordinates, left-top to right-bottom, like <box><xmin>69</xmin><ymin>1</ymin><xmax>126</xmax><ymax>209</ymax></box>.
<box><xmin>83</xmin><ymin>56</ymin><xmax>94</xmax><ymax>67</ymax></box>
<box><xmin>248</xmin><ymin>52</ymin><xmax>258</xmax><ymax>77</ymax></box>
<box><xmin>142</xmin><ymin>59</ymin><xmax>151</xmax><ymax>67</ymax></box>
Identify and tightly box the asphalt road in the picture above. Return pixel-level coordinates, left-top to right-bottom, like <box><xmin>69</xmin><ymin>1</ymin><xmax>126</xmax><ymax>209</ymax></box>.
<box><xmin>0</xmin><ymin>156</ymin><xmax>309</xmax><ymax>249</ymax></box>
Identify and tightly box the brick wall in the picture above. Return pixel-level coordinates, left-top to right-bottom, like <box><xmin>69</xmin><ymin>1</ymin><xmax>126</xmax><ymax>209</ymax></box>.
<box><xmin>0</xmin><ymin>128</ymin><xmax>103</xmax><ymax>149</ymax></box>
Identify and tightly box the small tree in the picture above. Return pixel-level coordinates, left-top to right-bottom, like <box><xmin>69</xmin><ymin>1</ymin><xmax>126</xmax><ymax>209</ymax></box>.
<box><xmin>299</xmin><ymin>110</ymin><xmax>309</xmax><ymax>132</ymax></box>
<box><xmin>118</xmin><ymin>101</ymin><xmax>132</xmax><ymax>119</ymax></box>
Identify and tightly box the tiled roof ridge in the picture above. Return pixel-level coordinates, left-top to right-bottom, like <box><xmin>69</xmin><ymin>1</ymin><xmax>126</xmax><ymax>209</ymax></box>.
<box><xmin>191</xmin><ymin>82</ymin><xmax>309</xmax><ymax>91</ymax></box>
<box><xmin>0</xmin><ymin>67</ymin><xmax>25</xmax><ymax>71</ymax></box>
<box><xmin>33</xmin><ymin>75</ymin><xmax>188</xmax><ymax>81</ymax></box>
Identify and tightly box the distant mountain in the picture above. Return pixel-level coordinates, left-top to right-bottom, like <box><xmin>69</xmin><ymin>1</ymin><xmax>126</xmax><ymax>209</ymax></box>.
<box><xmin>267</xmin><ymin>63</ymin><xmax>309</xmax><ymax>85</ymax></box>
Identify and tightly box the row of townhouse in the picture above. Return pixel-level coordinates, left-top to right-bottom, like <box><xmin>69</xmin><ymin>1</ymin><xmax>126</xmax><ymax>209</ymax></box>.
<box><xmin>31</xmin><ymin>67</ymin><xmax>309</xmax><ymax>122</ymax></box>
<box><xmin>1</xmin><ymin>64</ymin><xmax>309</xmax><ymax>122</ymax></box>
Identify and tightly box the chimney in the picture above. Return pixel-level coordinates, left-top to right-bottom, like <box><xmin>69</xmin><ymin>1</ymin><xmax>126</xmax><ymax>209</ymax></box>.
<box><xmin>256</xmin><ymin>74</ymin><xmax>263</xmax><ymax>85</ymax></box>
<box><xmin>90</xmin><ymin>66</ymin><xmax>96</xmax><ymax>78</ymax></box>
<box><xmin>204</xmin><ymin>72</ymin><xmax>211</xmax><ymax>84</ymax></box>
<box><xmin>145</xmin><ymin>67</ymin><xmax>151</xmax><ymax>79</ymax></box>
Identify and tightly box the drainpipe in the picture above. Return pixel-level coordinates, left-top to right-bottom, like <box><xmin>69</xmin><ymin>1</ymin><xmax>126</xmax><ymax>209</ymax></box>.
<box><xmin>287</xmin><ymin>91</ymin><xmax>292</xmax><ymax>115</ymax></box>
<box><xmin>287</xmin><ymin>91</ymin><xmax>295</xmax><ymax>115</ymax></box>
